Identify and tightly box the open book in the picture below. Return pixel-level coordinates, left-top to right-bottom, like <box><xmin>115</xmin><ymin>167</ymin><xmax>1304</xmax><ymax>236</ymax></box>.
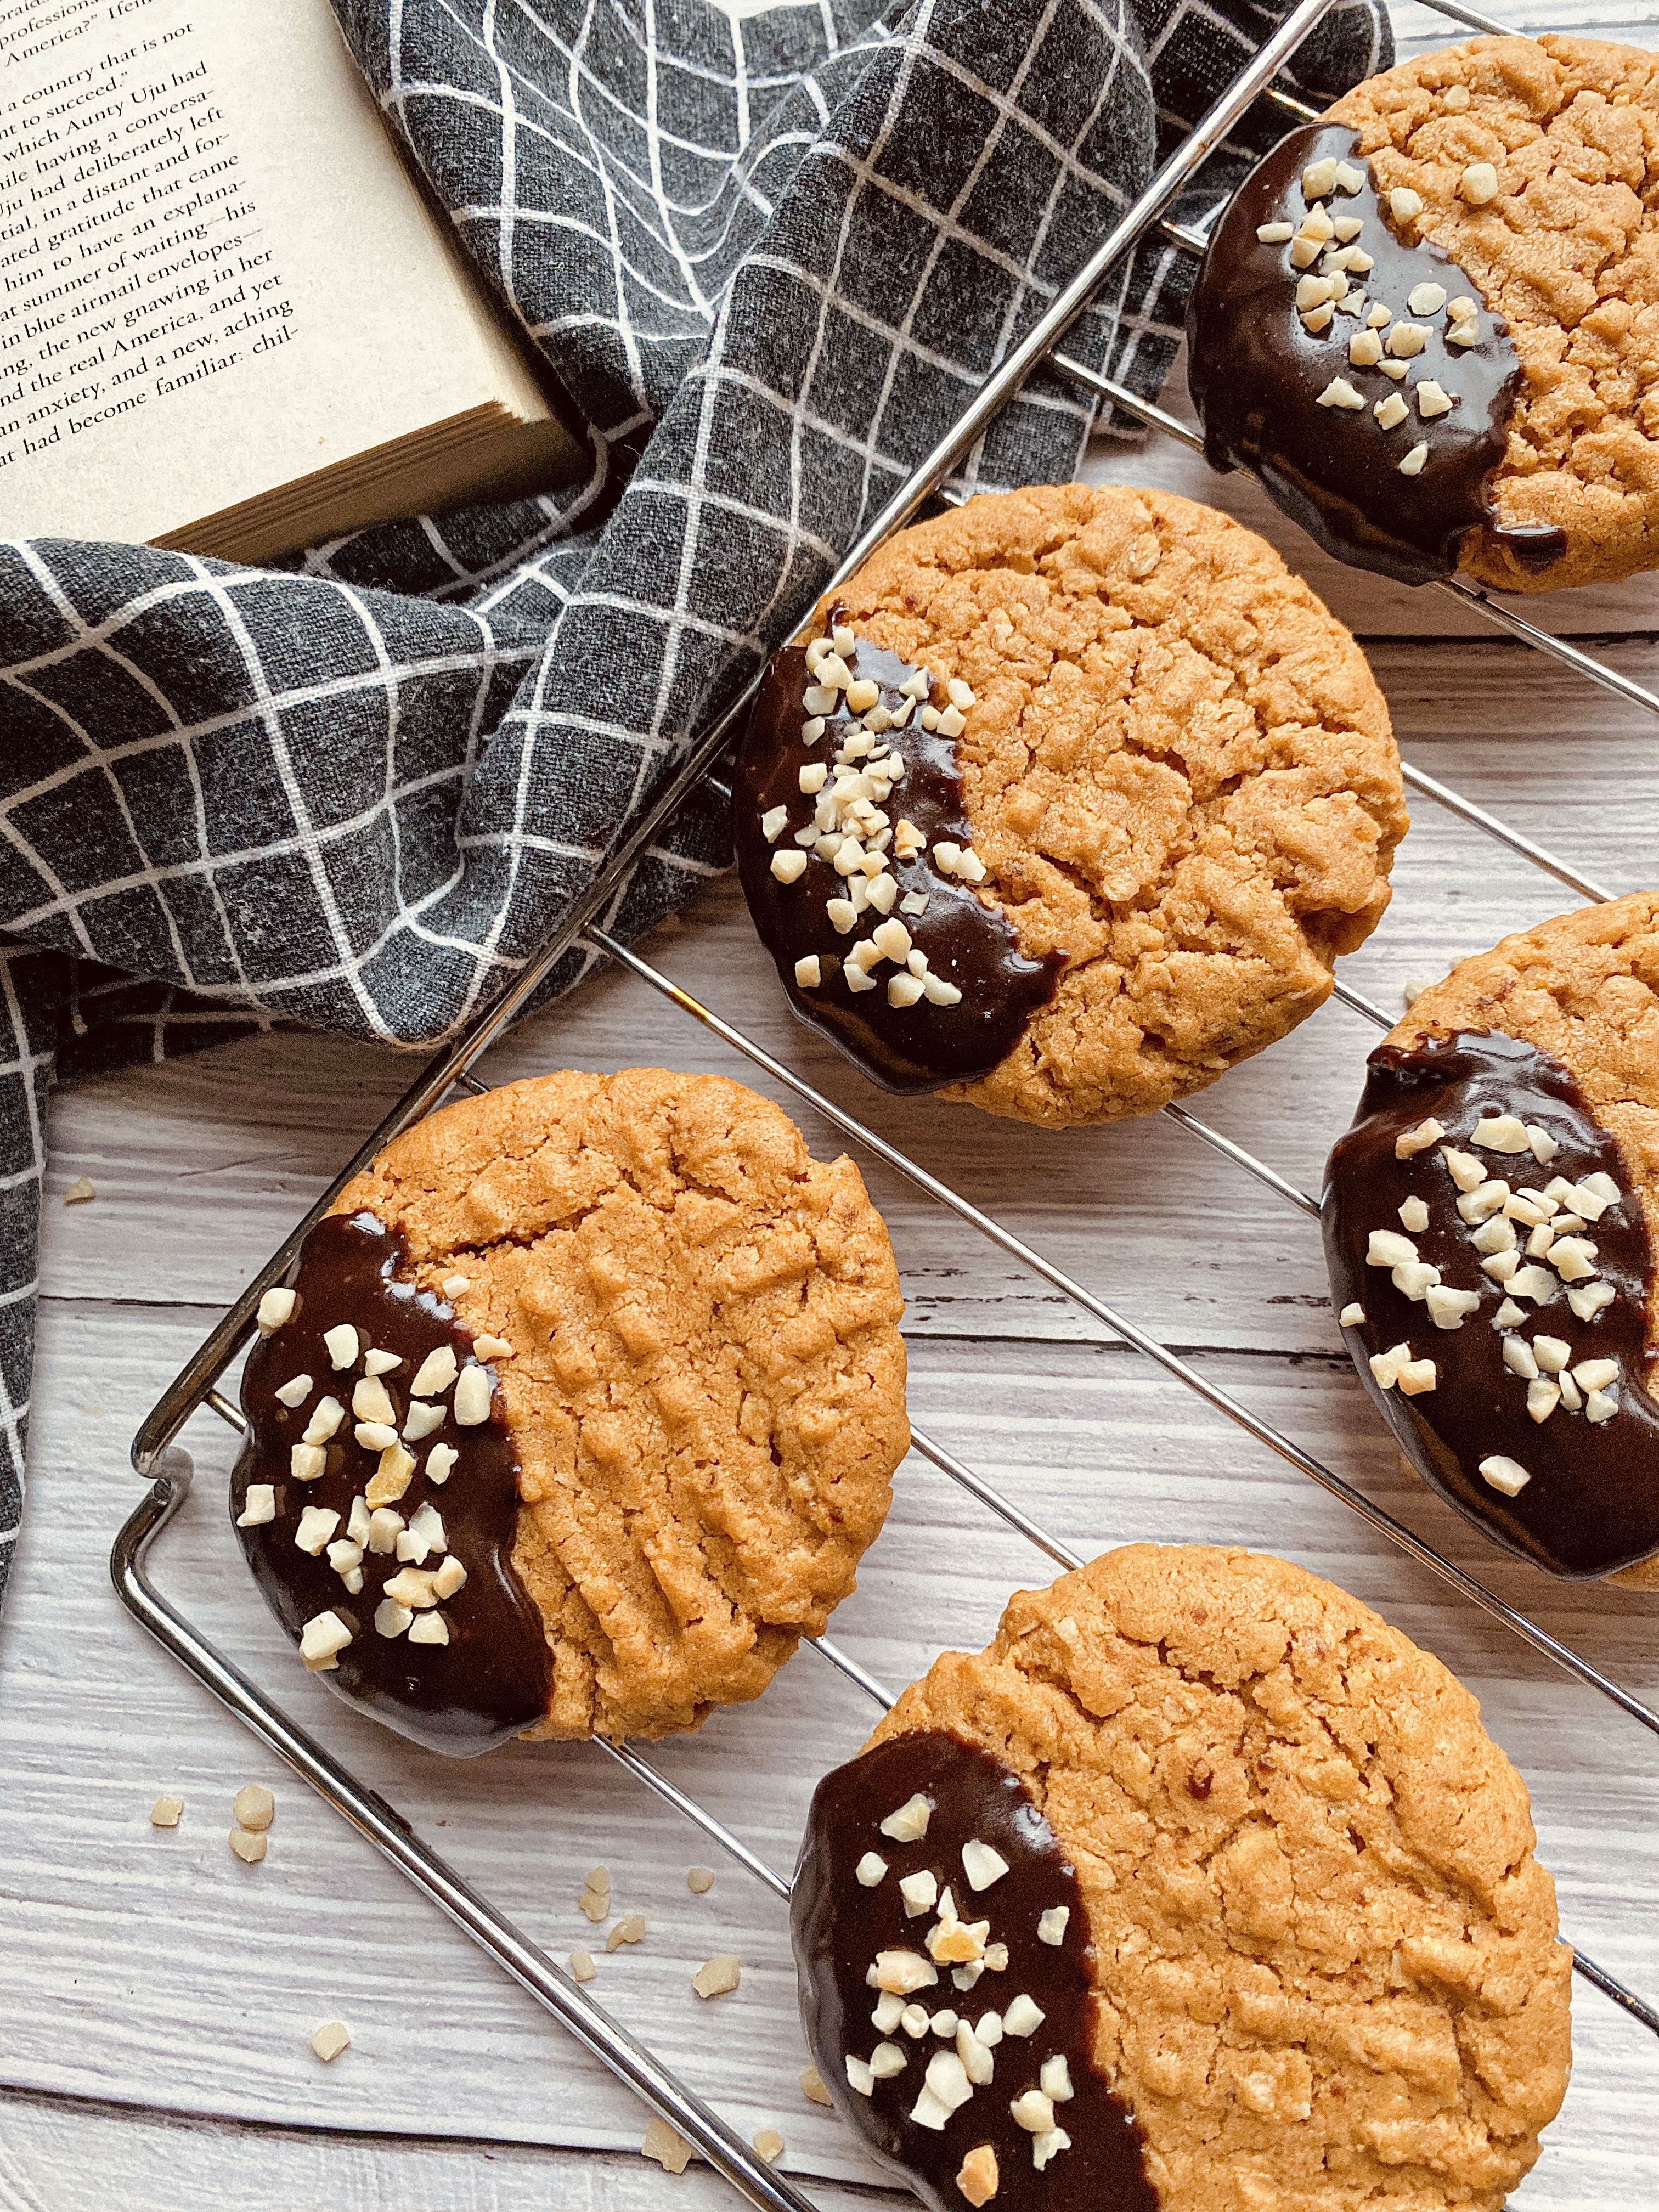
<box><xmin>0</xmin><ymin>0</ymin><xmax>579</xmax><ymax>561</ymax></box>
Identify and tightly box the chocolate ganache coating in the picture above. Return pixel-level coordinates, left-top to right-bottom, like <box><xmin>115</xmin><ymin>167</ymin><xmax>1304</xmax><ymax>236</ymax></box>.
<box><xmin>792</xmin><ymin>1731</ymin><xmax>1155</xmax><ymax>2212</ymax></box>
<box><xmin>1188</xmin><ymin>122</ymin><xmax>1533</xmax><ymax>589</ymax></box>
<box><xmin>233</xmin><ymin>1211</ymin><xmax>551</xmax><ymax>1754</ymax></box>
<box><xmin>1324</xmin><ymin>1031</ymin><xmax>1659</xmax><ymax>1578</ymax></box>
<box><xmin>733</xmin><ymin>613</ymin><xmax>1060</xmax><ymax>1093</ymax></box>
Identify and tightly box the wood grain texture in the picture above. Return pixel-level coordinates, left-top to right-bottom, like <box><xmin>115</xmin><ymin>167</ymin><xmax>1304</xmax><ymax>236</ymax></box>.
<box><xmin>0</xmin><ymin>2087</ymin><xmax>888</xmax><ymax>2212</ymax></box>
<box><xmin>7</xmin><ymin>2</ymin><xmax>1659</xmax><ymax>2203</ymax></box>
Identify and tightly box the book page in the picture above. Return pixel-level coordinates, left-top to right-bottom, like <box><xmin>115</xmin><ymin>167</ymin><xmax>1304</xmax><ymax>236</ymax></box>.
<box><xmin>0</xmin><ymin>0</ymin><xmax>555</xmax><ymax>545</ymax></box>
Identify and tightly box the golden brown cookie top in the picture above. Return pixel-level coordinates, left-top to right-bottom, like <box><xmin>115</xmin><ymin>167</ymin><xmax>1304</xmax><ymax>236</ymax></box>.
<box><xmin>332</xmin><ymin>1068</ymin><xmax>909</xmax><ymax>1740</ymax></box>
<box><xmin>1329</xmin><ymin>34</ymin><xmax>1659</xmax><ymax>591</ymax></box>
<box><xmin>821</xmin><ymin>483</ymin><xmax>1404</xmax><ymax>1125</ymax></box>
<box><xmin>865</xmin><ymin>1544</ymin><xmax>1571</xmax><ymax>2211</ymax></box>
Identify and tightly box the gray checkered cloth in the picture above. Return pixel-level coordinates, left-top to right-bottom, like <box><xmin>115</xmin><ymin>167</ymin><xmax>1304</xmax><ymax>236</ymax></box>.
<box><xmin>0</xmin><ymin>0</ymin><xmax>1388</xmax><ymax>1604</ymax></box>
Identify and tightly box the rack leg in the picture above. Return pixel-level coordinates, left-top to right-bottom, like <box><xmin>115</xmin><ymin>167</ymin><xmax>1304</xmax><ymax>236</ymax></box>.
<box><xmin>109</xmin><ymin>1454</ymin><xmax>826</xmax><ymax>2212</ymax></box>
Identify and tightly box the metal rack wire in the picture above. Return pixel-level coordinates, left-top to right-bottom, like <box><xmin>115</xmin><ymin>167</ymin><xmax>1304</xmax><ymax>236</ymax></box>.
<box><xmin>108</xmin><ymin>2</ymin><xmax>1659</xmax><ymax>2203</ymax></box>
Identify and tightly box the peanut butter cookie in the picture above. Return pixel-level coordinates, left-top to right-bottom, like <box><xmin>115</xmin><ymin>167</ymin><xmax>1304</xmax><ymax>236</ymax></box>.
<box><xmin>793</xmin><ymin>1544</ymin><xmax>1571</xmax><ymax>2212</ymax></box>
<box><xmin>736</xmin><ymin>484</ymin><xmax>1406</xmax><ymax>1126</ymax></box>
<box><xmin>1325</xmin><ymin>893</ymin><xmax>1659</xmax><ymax>1586</ymax></box>
<box><xmin>1192</xmin><ymin>36</ymin><xmax>1659</xmax><ymax>592</ymax></box>
<box><xmin>234</xmin><ymin>1068</ymin><xmax>908</xmax><ymax>1748</ymax></box>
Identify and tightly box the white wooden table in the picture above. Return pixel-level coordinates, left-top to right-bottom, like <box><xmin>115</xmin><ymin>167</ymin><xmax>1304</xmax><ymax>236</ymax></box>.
<box><xmin>3</xmin><ymin>5</ymin><xmax>1657</xmax><ymax>2203</ymax></box>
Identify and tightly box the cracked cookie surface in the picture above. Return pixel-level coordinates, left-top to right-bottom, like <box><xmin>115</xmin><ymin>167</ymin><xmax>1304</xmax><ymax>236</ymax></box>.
<box><xmin>1387</xmin><ymin>890</ymin><xmax>1659</xmax><ymax>1587</ymax></box>
<box><xmin>332</xmin><ymin>1067</ymin><xmax>907</xmax><ymax>1739</ymax></box>
<box><xmin>823</xmin><ymin>483</ymin><xmax>1405</xmax><ymax>1126</ymax></box>
<box><xmin>866</xmin><ymin>1543</ymin><xmax>1571</xmax><ymax>2210</ymax></box>
<box><xmin>1329</xmin><ymin>34</ymin><xmax>1659</xmax><ymax>592</ymax></box>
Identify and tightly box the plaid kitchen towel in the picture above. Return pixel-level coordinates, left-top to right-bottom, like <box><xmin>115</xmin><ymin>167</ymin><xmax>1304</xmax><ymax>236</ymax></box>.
<box><xmin>0</xmin><ymin>0</ymin><xmax>1389</xmax><ymax>1604</ymax></box>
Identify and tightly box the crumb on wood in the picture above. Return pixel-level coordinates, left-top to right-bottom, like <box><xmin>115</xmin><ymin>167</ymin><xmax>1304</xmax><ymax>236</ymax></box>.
<box><xmin>233</xmin><ymin>1784</ymin><xmax>275</xmax><ymax>1832</ymax></box>
<box><xmin>605</xmin><ymin>1911</ymin><xmax>646</xmax><ymax>1952</ymax></box>
<box><xmin>692</xmin><ymin>1955</ymin><xmax>741</xmax><ymax>1999</ymax></box>
<box><xmin>642</xmin><ymin>2118</ymin><xmax>693</xmax><ymax>2173</ymax></box>
<box><xmin>800</xmin><ymin>2064</ymin><xmax>833</xmax><ymax>2107</ymax></box>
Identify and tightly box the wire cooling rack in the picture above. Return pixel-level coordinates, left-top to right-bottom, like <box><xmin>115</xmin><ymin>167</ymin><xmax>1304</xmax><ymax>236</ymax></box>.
<box><xmin>110</xmin><ymin>1</ymin><xmax>1659</xmax><ymax>2203</ymax></box>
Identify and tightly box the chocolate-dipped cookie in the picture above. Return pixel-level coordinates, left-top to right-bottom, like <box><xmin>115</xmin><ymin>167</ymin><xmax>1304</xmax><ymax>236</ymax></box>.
<box><xmin>1190</xmin><ymin>36</ymin><xmax>1659</xmax><ymax>592</ymax></box>
<box><xmin>793</xmin><ymin>1545</ymin><xmax>1571</xmax><ymax>2212</ymax></box>
<box><xmin>1324</xmin><ymin>894</ymin><xmax>1659</xmax><ymax>1583</ymax></box>
<box><xmin>235</xmin><ymin>1068</ymin><xmax>908</xmax><ymax>1751</ymax></box>
<box><xmin>735</xmin><ymin>484</ymin><xmax>1406</xmax><ymax>1127</ymax></box>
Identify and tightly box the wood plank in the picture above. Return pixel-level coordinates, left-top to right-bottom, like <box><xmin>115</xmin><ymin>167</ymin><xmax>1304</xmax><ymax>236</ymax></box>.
<box><xmin>0</xmin><ymin>2086</ymin><xmax>904</xmax><ymax>2212</ymax></box>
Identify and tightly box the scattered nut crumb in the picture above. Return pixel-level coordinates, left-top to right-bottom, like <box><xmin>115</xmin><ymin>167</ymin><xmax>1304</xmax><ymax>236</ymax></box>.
<box><xmin>800</xmin><ymin>2064</ymin><xmax>833</xmax><ymax>2107</ymax></box>
<box><xmin>686</xmin><ymin>1865</ymin><xmax>715</xmax><ymax>1894</ymax></box>
<box><xmin>229</xmin><ymin>1826</ymin><xmax>267</xmax><ymax>1864</ymax></box>
<box><xmin>800</xmin><ymin>2052</ymin><xmax>836</xmax><ymax>2106</ymax></box>
<box><xmin>580</xmin><ymin>1866</ymin><xmax>610</xmax><ymax>1920</ymax></box>
<box><xmin>692</xmin><ymin>1954</ymin><xmax>742</xmax><ymax>1999</ymax></box>
<box><xmin>232</xmin><ymin>1784</ymin><xmax>275</xmax><ymax>1832</ymax></box>
<box><xmin>753</xmin><ymin>2128</ymin><xmax>785</xmax><ymax>2163</ymax></box>
<box><xmin>606</xmin><ymin>1911</ymin><xmax>646</xmax><ymax>1952</ymax></box>
<box><xmin>310</xmin><ymin>2019</ymin><xmax>351</xmax><ymax>2062</ymax></box>
<box><xmin>642</xmin><ymin>2119</ymin><xmax>693</xmax><ymax>2174</ymax></box>
<box><xmin>63</xmin><ymin>1176</ymin><xmax>95</xmax><ymax>1205</ymax></box>
<box><xmin>570</xmin><ymin>1949</ymin><xmax>597</xmax><ymax>1983</ymax></box>
<box><xmin>148</xmin><ymin>1793</ymin><xmax>184</xmax><ymax>1828</ymax></box>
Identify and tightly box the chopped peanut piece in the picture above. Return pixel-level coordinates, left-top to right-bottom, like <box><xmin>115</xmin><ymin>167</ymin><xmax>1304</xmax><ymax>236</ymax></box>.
<box><xmin>148</xmin><ymin>1793</ymin><xmax>185</xmax><ymax>1828</ymax></box>
<box><xmin>229</xmin><ymin>1827</ymin><xmax>267</xmax><ymax>1865</ymax></box>
<box><xmin>800</xmin><ymin>2064</ymin><xmax>834</xmax><ymax>2107</ymax></box>
<box><xmin>309</xmin><ymin>2019</ymin><xmax>351</xmax><ymax>2062</ymax></box>
<box><xmin>880</xmin><ymin>1792</ymin><xmax>932</xmax><ymax>1843</ymax></box>
<box><xmin>642</xmin><ymin>2119</ymin><xmax>693</xmax><ymax>2174</ymax></box>
<box><xmin>928</xmin><ymin>1920</ymin><xmax>987</xmax><ymax>1965</ymax></box>
<box><xmin>233</xmin><ymin>1785</ymin><xmax>275</xmax><ymax>1832</ymax></box>
<box><xmin>606</xmin><ymin>1912</ymin><xmax>646</xmax><ymax>1952</ymax></box>
<box><xmin>692</xmin><ymin>1954</ymin><xmax>742</xmax><ymax>1999</ymax></box>
<box><xmin>957</xmin><ymin>2145</ymin><xmax>1000</xmax><ymax>2204</ymax></box>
